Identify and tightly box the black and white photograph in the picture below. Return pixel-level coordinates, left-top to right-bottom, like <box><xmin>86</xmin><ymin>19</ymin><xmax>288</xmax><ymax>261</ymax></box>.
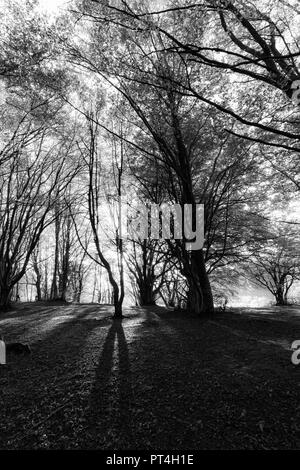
<box><xmin>1</xmin><ymin>0</ymin><xmax>300</xmax><ymax>456</ymax></box>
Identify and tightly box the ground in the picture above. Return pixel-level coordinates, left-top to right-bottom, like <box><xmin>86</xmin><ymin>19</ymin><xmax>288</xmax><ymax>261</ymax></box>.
<box><xmin>0</xmin><ymin>302</ymin><xmax>300</xmax><ymax>450</ymax></box>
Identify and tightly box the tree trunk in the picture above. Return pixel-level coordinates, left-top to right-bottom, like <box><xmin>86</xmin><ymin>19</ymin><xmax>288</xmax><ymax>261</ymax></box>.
<box><xmin>43</xmin><ymin>263</ymin><xmax>49</xmax><ymax>300</ymax></box>
<box><xmin>60</xmin><ymin>215</ymin><xmax>71</xmax><ymax>302</ymax></box>
<box><xmin>36</xmin><ymin>277</ymin><xmax>42</xmax><ymax>301</ymax></box>
<box><xmin>186</xmin><ymin>249</ymin><xmax>214</xmax><ymax>316</ymax></box>
<box><xmin>275</xmin><ymin>288</ymin><xmax>287</xmax><ymax>306</ymax></box>
<box><xmin>33</xmin><ymin>260</ymin><xmax>42</xmax><ymax>301</ymax></box>
<box><xmin>50</xmin><ymin>207</ymin><xmax>60</xmax><ymax>300</ymax></box>
<box><xmin>75</xmin><ymin>277</ymin><xmax>83</xmax><ymax>303</ymax></box>
<box><xmin>139</xmin><ymin>281</ymin><xmax>156</xmax><ymax>306</ymax></box>
<box><xmin>114</xmin><ymin>300</ymin><xmax>123</xmax><ymax>318</ymax></box>
<box><xmin>0</xmin><ymin>285</ymin><xmax>12</xmax><ymax>311</ymax></box>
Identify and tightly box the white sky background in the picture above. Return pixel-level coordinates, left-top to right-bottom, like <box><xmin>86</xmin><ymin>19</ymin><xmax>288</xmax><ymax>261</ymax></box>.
<box><xmin>38</xmin><ymin>0</ymin><xmax>68</xmax><ymax>14</ymax></box>
<box><xmin>0</xmin><ymin>0</ymin><xmax>69</xmax><ymax>14</ymax></box>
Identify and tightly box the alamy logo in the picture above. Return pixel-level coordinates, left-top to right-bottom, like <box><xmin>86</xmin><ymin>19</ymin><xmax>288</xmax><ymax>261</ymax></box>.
<box><xmin>0</xmin><ymin>340</ymin><xmax>6</xmax><ymax>365</ymax></box>
<box><xmin>291</xmin><ymin>340</ymin><xmax>300</xmax><ymax>365</ymax></box>
<box><xmin>103</xmin><ymin>200</ymin><xmax>204</xmax><ymax>251</ymax></box>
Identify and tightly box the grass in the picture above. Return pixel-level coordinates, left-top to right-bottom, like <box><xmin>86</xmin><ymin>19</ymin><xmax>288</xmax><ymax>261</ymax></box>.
<box><xmin>0</xmin><ymin>302</ymin><xmax>300</xmax><ymax>450</ymax></box>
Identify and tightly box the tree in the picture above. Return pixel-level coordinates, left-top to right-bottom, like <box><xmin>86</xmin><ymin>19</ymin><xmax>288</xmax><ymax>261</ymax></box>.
<box><xmin>74</xmin><ymin>0</ymin><xmax>300</xmax><ymax>312</ymax></box>
<box><xmin>249</xmin><ymin>230</ymin><xmax>300</xmax><ymax>305</ymax></box>
<box><xmin>73</xmin><ymin>112</ymin><xmax>125</xmax><ymax>317</ymax></box>
<box><xmin>0</xmin><ymin>116</ymin><xmax>80</xmax><ymax>310</ymax></box>
<box><xmin>127</xmin><ymin>238</ymin><xmax>171</xmax><ymax>306</ymax></box>
<box><xmin>83</xmin><ymin>0</ymin><xmax>300</xmax><ymax>174</ymax></box>
<box><xmin>0</xmin><ymin>0</ymin><xmax>69</xmax><ymax>97</ymax></box>
<box><xmin>31</xmin><ymin>246</ymin><xmax>43</xmax><ymax>301</ymax></box>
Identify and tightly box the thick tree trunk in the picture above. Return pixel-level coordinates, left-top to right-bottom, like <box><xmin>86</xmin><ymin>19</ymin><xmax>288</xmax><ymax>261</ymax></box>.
<box><xmin>275</xmin><ymin>288</ymin><xmax>287</xmax><ymax>306</ymax></box>
<box><xmin>114</xmin><ymin>300</ymin><xmax>123</xmax><ymax>318</ymax></box>
<box><xmin>186</xmin><ymin>249</ymin><xmax>214</xmax><ymax>316</ymax></box>
<box><xmin>139</xmin><ymin>282</ymin><xmax>156</xmax><ymax>306</ymax></box>
<box><xmin>111</xmin><ymin>281</ymin><xmax>123</xmax><ymax>318</ymax></box>
<box><xmin>0</xmin><ymin>285</ymin><xmax>12</xmax><ymax>310</ymax></box>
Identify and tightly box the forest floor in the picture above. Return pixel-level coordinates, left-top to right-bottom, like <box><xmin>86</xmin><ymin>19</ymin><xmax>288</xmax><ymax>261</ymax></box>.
<box><xmin>0</xmin><ymin>302</ymin><xmax>300</xmax><ymax>450</ymax></box>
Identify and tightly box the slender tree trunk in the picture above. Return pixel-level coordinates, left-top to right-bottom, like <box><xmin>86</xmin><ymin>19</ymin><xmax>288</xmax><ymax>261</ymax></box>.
<box><xmin>60</xmin><ymin>215</ymin><xmax>71</xmax><ymax>302</ymax></box>
<box><xmin>36</xmin><ymin>275</ymin><xmax>42</xmax><ymax>301</ymax></box>
<box><xmin>76</xmin><ymin>276</ymin><xmax>83</xmax><ymax>303</ymax></box>
<box><xmin>33</xmin><ymin>259</ymin><xmax>42</xmax><ymax>301</ymax></box>
<box><xmin>43</xmin><ymin>264</ymin><xmax>49</xmax><ymax>300</ymax></box>
<box><xmin>92</xmin><ymin>265</ymin><xmax>97</xmax><ymax>303</ymax></box>
<box><xmin>15</xmin><ymin>282</ymin><xmax>19</xmax><ymax>302</ymax></box>
<box><xmin>50</xmin><ymin>207</ymin><xmax>60</xmax><ymax>300</ymax></box>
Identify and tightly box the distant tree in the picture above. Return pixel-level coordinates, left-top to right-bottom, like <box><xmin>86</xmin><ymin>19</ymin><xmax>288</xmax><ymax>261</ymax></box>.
<box><xmin>69</xmin><ymin>253</ymin><xmax>90</xmax><ymax>303</ymax></box>
<box><xmin>50</xmin><ymin>203</ymin><xmax>73</xmax><ymax>302</ymax></box>
<box><xmin>127</xmin><ymin>238</ymin><xmax>171</xmax><ymax>306</ymax></box>
<box><xmin>249</xmin><ymin>231</ymin><xmax>300</xmax><ymax>305</ymax></box>
<box><xmin>31</xmin><ymin>247</ymin><xmax>43</xmax><ymax>301</ymax></box>
<box><xmin>159</xmin><ymin>269</ymin><xmax>187</xmax><ymax>309</ymax></box>
<box><xmin>0</xmin><ymin>118</ymin><xmax>80</xmax><ymax>310</ymax></box>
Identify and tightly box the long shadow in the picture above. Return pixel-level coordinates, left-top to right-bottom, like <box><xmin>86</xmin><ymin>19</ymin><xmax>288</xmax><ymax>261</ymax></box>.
<box><xmin>86</xmin><ymin>318</ymin><xmax>133</xmax><ymax>448</ymax></box>
<box><xmin>0</xmin><ymin>305</ymin><xmax>115</xmax><ymax>449</ymax></box>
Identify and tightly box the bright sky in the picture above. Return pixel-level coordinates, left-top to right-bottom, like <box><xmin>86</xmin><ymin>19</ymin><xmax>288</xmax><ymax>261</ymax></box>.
<box><xmin>0</xmin><ymin>0</ymin><xmax>69</xmax><ymax>16</ymax></box>
<box><xmin>38</xmin><ymin>0</ymin><xmax>68</xmax><ymax>14</ymax></box>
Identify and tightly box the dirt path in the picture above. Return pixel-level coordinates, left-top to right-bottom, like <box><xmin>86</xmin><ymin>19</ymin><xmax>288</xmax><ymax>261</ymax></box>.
<box><xmin>0</xmin><ymin>303</ymin><xmax>300</xmax><ymax>450</ymax></box>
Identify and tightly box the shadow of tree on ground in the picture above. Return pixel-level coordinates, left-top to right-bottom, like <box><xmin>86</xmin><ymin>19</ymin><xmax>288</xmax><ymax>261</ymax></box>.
<box><xmin>85</xmin><ymin>318</ymin><xmax>134</xmax><ymax>449</ymax></box>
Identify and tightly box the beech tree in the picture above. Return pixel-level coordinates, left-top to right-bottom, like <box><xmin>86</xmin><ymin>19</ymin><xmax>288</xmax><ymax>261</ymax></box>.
<box><xmin>81</xmin><ymin>0</ymin><xmax>300</xmax><ymax>171</ymax></box>
<box><xmin>67</xmin><ymin>0</ymin><xmax>287</xmax><ymax>314</ymax></box>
